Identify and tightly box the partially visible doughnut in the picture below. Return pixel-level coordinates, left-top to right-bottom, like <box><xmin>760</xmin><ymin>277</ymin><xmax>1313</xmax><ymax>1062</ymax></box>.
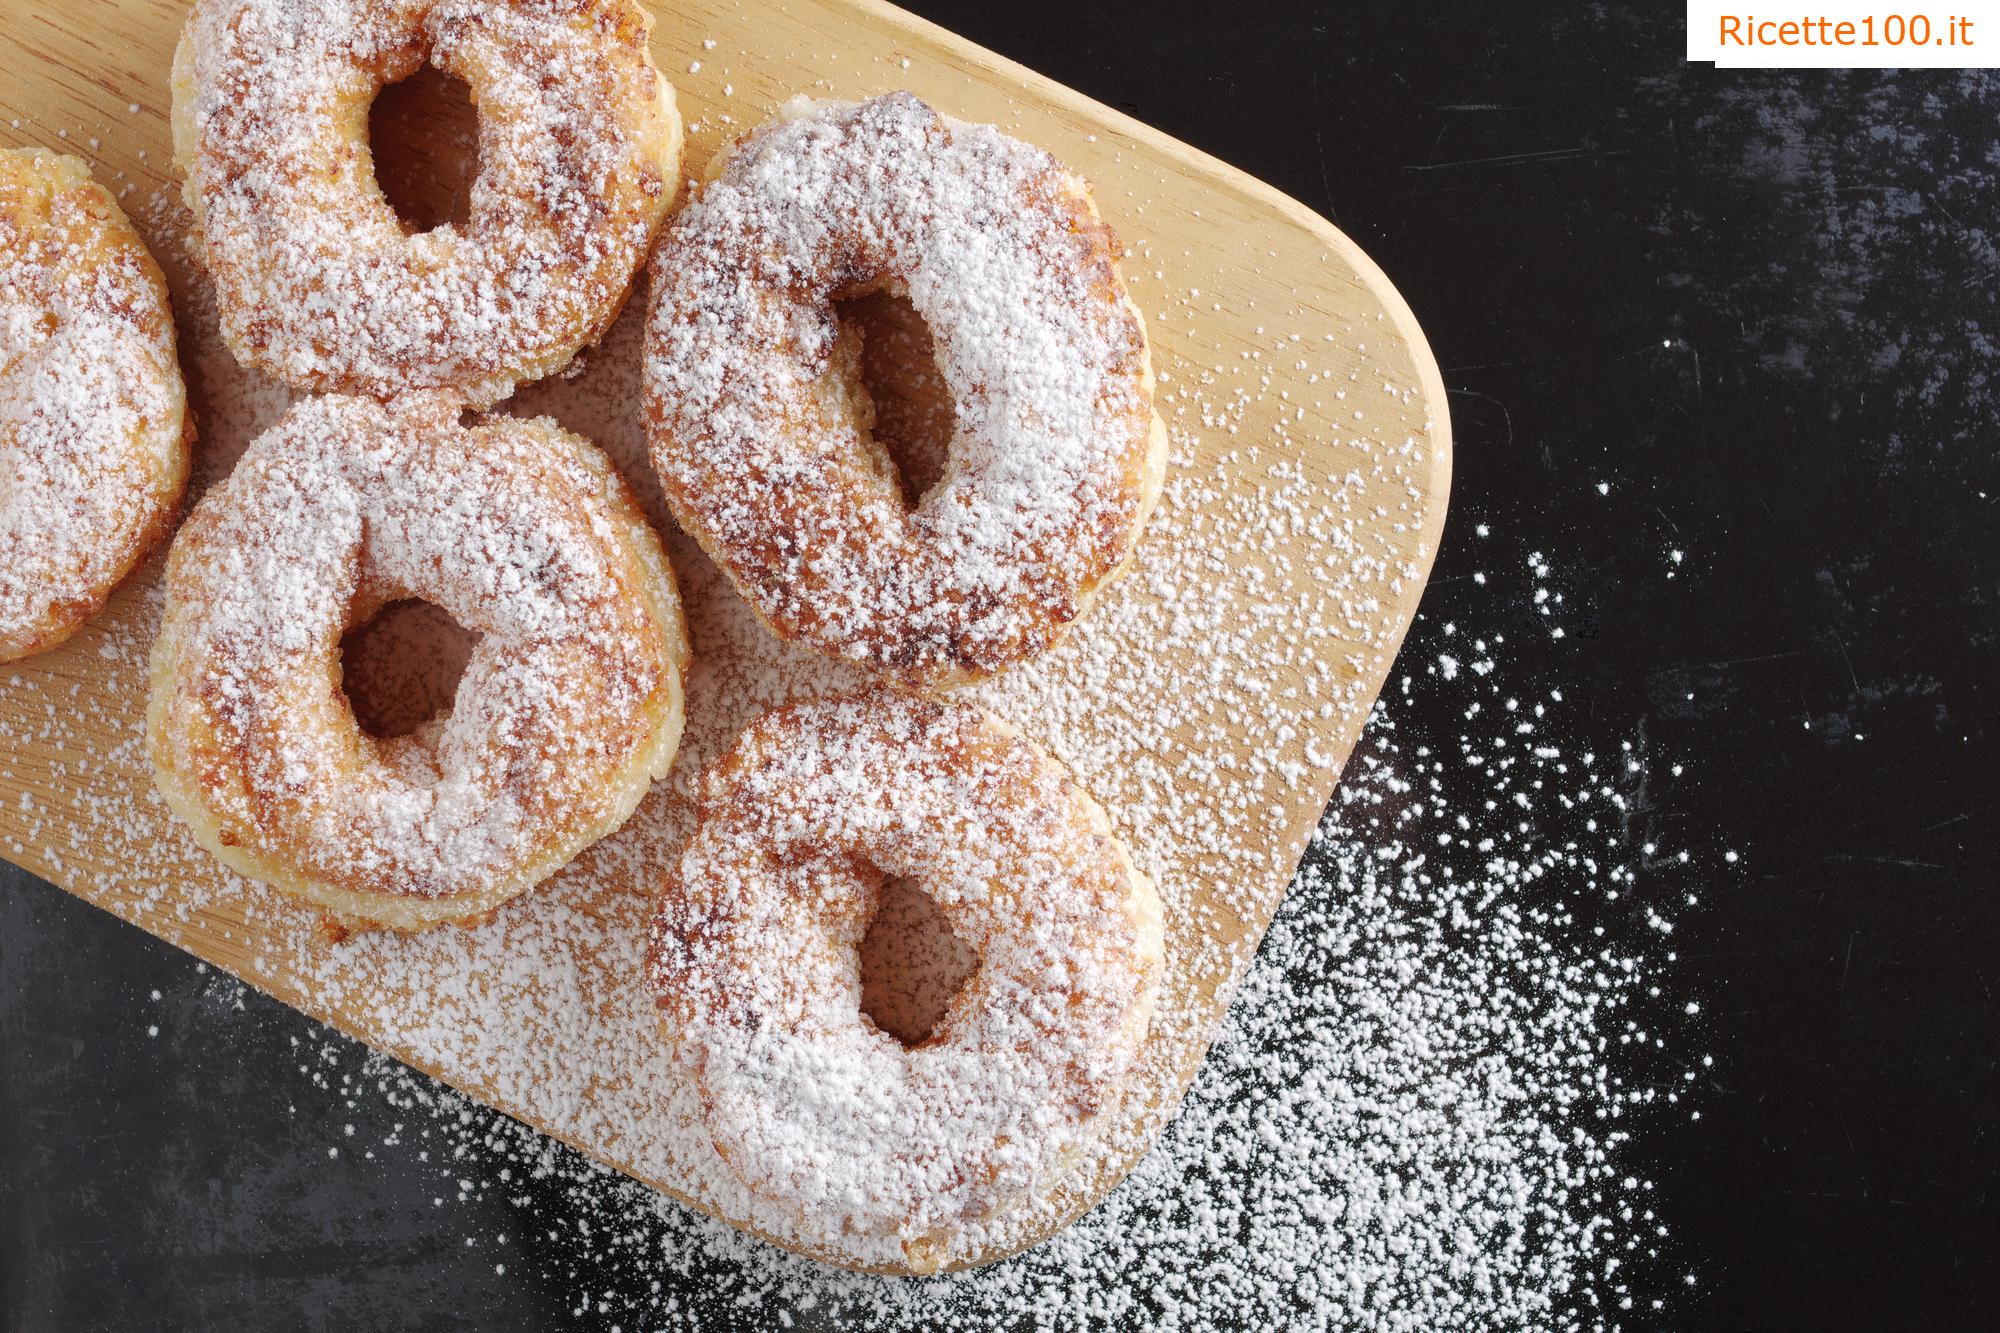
<box><xmin>648</xmin><ymin>688</ymin><xmax>1165</xmax><ymax>1272</ymax></box>
<box><xmin>171</xmin><ymin>0</ymin><xmax>682</xmax><ymax>406</ymax></box>
<box><xmin>147</xmin><ymin>394</ymin><xmax>689</xmax><ymax>930</ymax></box>
<box><xmin>0</xmin><ymin>149</ymin><xmax>191</xmax><ymax>662</ymax></box>
<box><xmin>644</xmin><ymin>93</ymin><xmax>1167</xmax><ymax>687</ymax></box>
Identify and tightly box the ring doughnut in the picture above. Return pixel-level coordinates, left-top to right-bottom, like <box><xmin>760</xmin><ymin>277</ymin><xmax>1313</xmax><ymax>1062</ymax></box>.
<box><xmin>147</xmin><ymin>394</ymin><xmax>689</xmax><ymax>929</ymax></box>
<box><xmin>644</xmin><ymin>93</ymin><xmax>1167</xmax><ymax>686</ymax></box>
<box><xmin>171</xmin><ymin>0</ymin><xmax>682</xmax><ymax>406</ymax></box>
<box><xmin>648</xmin><ymin>688</ymin><xmax>1164</xmax><ymax>1271</ymax></box>
<box><xmin>1</xmin><ymin>149</ymin><xmax>192</xmax><ymax>662</ymax></box>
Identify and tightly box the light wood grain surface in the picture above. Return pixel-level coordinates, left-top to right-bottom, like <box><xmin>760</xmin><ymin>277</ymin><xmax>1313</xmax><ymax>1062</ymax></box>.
<box><xmin>0</xmin><ymin>0</ymin><xmax>1450</xmax><ymax>1272</ymax></box>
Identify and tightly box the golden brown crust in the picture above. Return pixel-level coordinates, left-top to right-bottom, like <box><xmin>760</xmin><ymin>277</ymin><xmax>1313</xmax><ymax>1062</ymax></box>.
<box><xmin>148</xmin><ymin>395</ymin><xmax>689</xmax><ymax>930</ymax></box>
<box><xmin>645</xmin><ymin>95</ymin><xmax>1166</xmax><ymax>688</ymax></box>
<box><xmin>172</xmin><ymin>0</ymin><xmax>683</xmax><ymax>406</ymax></box>
<box><xmin>648</xmin><ymin>687</ymin><xmax>1163</xmax><ymax>1271</ymax></box>
<box><xmin>0</xmin><ymin>149</ymin><xmax>192</xmax><ymax>662</ymax></box>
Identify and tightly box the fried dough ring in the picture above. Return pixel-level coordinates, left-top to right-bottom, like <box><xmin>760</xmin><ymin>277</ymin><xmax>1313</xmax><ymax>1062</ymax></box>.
<box><xmin>148</xmin><ymin>394</ymin><xmax>688</xmax><ymax>929</ymax></box>
<box><xmin>649</xmin><ymin>688</ymin><xmax>1164</xmax><ymax>1271</ymax></box>
<box><xmin>644</xmin><ymin>94</ymin><xmax>1166</xmax><ymax>687</ymax></box>
<box><xmin>0</xmin><ymin>150</ymin><xmax>192</xmax><ymax>661</ymax></box>
<box><xmin>172</xmin><ymin>0</ymin><xmax>682</xmax><ymax>406</ymax></box>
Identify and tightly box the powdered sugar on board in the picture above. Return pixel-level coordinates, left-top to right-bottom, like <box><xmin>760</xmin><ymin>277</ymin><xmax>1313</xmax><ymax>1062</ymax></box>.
<box><xmin>0</xmin><ymin>106</ymin><xmax>1443</xmax><ymax>1276</ymax></box>
<box><xmin>211</xmin><ymin>606</ymin><xmax>1708</xmax><ymax>1328</ymax></box>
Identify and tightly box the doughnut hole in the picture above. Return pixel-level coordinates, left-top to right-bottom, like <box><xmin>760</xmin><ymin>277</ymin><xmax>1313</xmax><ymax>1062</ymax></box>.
<box><xmin>338</xmin><ymin>598</ymin><xmax>479</xmax><ymax>741</ymax></box>
<box><xmin>858</xmin><ymin>875</ymin><xmax>980</xmax><ymax>1048</ymax></box>
<box><xmin>835</xmin><ymin>289</ymin><xmax>957</xmax><ymax>511</ymax></box>
<box><xmin>367</xmin><ymin>65</ymin><xmax>480</xmax><ymax>234</ymax></box>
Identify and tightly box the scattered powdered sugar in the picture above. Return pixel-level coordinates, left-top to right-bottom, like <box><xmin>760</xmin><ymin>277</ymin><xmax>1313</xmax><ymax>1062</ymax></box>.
<box><xmin>0</xmin><ymin>149</ymin><xmax>187</xmax><ymax>659</ymax></box>
<box><xmin>0</xmin><ymin>70</ymin><xmax>1705</xmax><ymax>1323</ymax></box>
<box><xmin>176</xmin><ymin>0</ymin><xmax>678</xmax><ymax>405</ymax></box>
<box><xmin>262</xmin><ymin>609</ymin><xmax>1704</xmax><ymax>1327</ymax></box>
<box><xmin>2</xmin><ymin>149</ymin><xmax>1455</xmax><ymax>1277</ymax></box>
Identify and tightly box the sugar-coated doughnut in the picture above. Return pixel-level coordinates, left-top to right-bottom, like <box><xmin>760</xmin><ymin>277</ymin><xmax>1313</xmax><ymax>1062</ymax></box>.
<box><xmin>148</xmin><ymin>394</ymin><xmax>689</xmax><ymax>930</ymax></box>
<box><xmin>171</xmin><ymin>0</ymin><xmax>682</xmax><ymax>406</ymax></box>
<box><xmin>644</xmin><ymin>94</ymin><xmax>1166</xmax><ymax>687</ymax></box>
<box><xmin>648</xmin><ymin>688</ymin><xmax>1164</xmax><ymax>1272</ymax></box>
<box><xmin>0</xmin><ymin>149</ymin><xmax>192</xmax><ymax>662</ymax></box>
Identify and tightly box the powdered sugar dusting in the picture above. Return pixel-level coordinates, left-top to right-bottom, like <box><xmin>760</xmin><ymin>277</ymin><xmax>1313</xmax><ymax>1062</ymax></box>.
<box><xmin>254</xmin><ymin>616</ymin><xmax>1703</xmax><ymax>1327</ymax></box>
<box><xmin>651</xmin><ymin>690</ymin><xmax>1162</xmax><ymax>1271</ymax></box>
<box><xmin>0</xmin><ymin>149</ymin><xmax>187</xmax><ymax>660</ymax></box>
<box><xmin>1</xmin><ymin>79</ymin><xmax>1457</xmax><ymax>1285</ymax></box>
<box><xmin>645</xmin><ymin>94</ymin><xmax>1160</xmax><ymax>683</ymax></box>
<box><xmin>175</xmin><ymin>0</ymin><xmax>678</xmax><ymax>405</ymax></box>
<box><xmin>148</xmin><ymin>393</ymin><xmax>687</xmax><ymax>916</ymax></box>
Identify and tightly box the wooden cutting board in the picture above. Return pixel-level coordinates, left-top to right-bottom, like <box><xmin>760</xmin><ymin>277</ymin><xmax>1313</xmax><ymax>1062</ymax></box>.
<box><xmin>0</xmin><ymin>0</ymin><xmax>1449</xmax><ymax>1273</ymax></box>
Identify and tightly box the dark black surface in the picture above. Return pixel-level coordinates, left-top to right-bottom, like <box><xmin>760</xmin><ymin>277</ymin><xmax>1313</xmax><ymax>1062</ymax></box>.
<box><xmin>6</xmin><ymin>3</ymin><xmax>1999</xmax><ymax>1329</ymax></box>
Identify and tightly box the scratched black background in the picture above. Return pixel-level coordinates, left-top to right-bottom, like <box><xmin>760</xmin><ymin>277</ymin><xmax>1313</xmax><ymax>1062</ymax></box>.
<box><xmin>4</xmin><ymin>2</ymin><xmax>1998</xmax><ymax>1329</ymax></box>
